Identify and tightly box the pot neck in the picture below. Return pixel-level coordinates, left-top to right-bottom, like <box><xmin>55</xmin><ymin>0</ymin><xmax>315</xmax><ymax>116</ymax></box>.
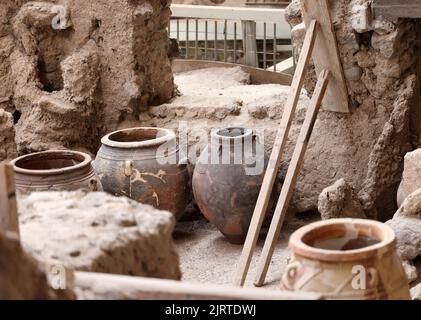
<box><xmin>211</xmin><ymin>128</ymin><xmax>253</xmax><ymax>146</ymax></box>
<box><xmin>289</xmin><ymin>219</ymin><xmax>396</xmax><ymax>262</ymax></box>
<box><xmin>102</xmin><ymin>127</ymin><xmax>176</xmax><ymax>149</ymax></box>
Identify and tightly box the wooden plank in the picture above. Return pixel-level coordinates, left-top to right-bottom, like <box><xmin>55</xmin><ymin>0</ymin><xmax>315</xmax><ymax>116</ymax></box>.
<box><xmin>373</xmin><ymin>0</ymin><xmax>421</xmax><ymax>19</ymax></box>
<box><xmin>0</xmin><ymin>164</ymin><xmax>20</xmax><ymax>237</ymax></box>
<box><xmin>172</xmin><ymin>59</ymin><xmax>293</xmax><ymax>86</ymax></box>
<box><xmin>234</xmin><ymin>20</ymin><xmax>317</xmax><ymax>287</ymax></box>
<box><xmin>74</xmin><ymin>272</ymin><xmax>322</xmax><ymax>300</ymax></box>
<box><xmin>301</xmin><ymin>0</ymin><xmax>350</xmax><ymax>113</ymax></box>
<box><xmin>171</xmin><ymin>4</ymin><xmax>289</xmax><ymax>24</ymax></box>
<box><xmin>267</xmin><ymin>57</ymin><xmax>295</xmax><ymax>74</ymax></box>
<box><xmin>254</xmin><ymin>69</ymin><xmax>330</xmax><ymax>287</ymax></box>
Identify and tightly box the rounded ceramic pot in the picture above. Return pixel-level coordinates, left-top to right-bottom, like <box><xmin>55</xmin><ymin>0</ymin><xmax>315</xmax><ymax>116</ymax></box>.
<box><xmin>192</xmin><ymin>127</ymin><xmax>274</xmax><ymax>244</ymax></box>
<box><xmin>11</xmin><ymin>150</ymin><xmax>99</xmax><ymax>194</ymax></box>
<box><xmin>95</xmin><ymin>127</ymin><xmax>189</xmax><ymax>220</ymax></box>
<box><xmin>281</xmin><ymin>218</ymin><xmax>411</xmax><ymax>300</ymax></box>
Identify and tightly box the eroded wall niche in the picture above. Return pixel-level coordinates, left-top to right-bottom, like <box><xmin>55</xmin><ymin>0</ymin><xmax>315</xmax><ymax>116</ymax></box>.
<box><xmin>0</xmin><ymin>0</ymin><xmax>175</xmax><ymax>155</ymax></box>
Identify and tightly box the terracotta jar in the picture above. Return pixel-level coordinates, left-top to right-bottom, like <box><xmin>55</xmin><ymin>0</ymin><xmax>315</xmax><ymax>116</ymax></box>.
<box><xmin>95</xmin><ymin>127</ymin><xmax>189</xmax><ymax>220</ymax></box>
<box><xmin>281</xmin><ymin>218</ymin><xmax>411</xmax><ymax>300</ymax></box>
<box><xmin>11</xmin><ymin>150</ymin><xmax>98</xmax><ymax>194</ymax></box>
<box><xmin>192</xmin><ymin>127</ymin><xmax>274</xmax><ymax>244</ymax></box>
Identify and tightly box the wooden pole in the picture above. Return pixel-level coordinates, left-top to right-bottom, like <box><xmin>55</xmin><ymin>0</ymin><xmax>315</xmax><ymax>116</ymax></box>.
<box><xmin>253</xmin><ymin>69</ymin><xmax>330</xmax><ymax>287</ymax></box>
<box><xmin>234</xmin><ymin>19</ymin><xmax>317</xmax><ymax>287</ymax></box>
<box><xmin>0</xmin><ymin>164</ymin><xmax>20</xmax><ymax>237</ymax></box>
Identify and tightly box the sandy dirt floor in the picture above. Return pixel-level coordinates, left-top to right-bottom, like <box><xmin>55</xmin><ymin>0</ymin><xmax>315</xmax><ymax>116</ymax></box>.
<box><xmin>174</xmin><ymin>212</ymin><xmax>320</xmax><ymax>289</ymax></box>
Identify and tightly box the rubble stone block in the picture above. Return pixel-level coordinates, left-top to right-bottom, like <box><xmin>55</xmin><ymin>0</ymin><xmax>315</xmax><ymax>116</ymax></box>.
<box><xmin>411</xmin><ymin>283</ymin><xmax>421</xmax><ymax>300</ymax></box>
<box><xmin>318</xmin><ymin>179</ymin><xmax>366</xmax><ymax>220</ymax></box>
<box><xmin>351</xmin><ymin>3</ymin><xmax>372</xmax><ymax>33</ymax></box>
<box><xmin>387</xmin><ymin>189</ymin><xmax>421</xmax><ymax>282</ymax></box>
<box><xmin>19</xmin><ymin>191</ymin><xmax>181</xmax><ymax>280</ymax></box>
<box><xmin>397</xmin><ymin>149</ymin><xmax>421</xmax><ymax>208</ymax></box>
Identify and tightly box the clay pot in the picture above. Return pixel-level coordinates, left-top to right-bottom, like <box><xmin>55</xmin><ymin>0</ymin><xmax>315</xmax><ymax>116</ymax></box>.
<box><xmin>95</xmin><ymin>127</ymin><xmax>189</xmax><ymax>220</ymax></box>
<box><xmin>11</xmin><ymin>150</ymin><xmax>99</xmax><ymax>194</ymax></box>
<box><xmin>282</xmin><ymin>218</ymin><xmax>411</xmax><ymax>300</ymax></box>
<box><xmin>192</xmin><ymin>127</ymin><xmax>274</xmax><ymax>244</ymax></box>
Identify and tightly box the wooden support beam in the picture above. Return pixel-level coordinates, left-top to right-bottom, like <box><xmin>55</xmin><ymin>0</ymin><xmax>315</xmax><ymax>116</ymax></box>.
<box><xmin>75</xmin><ymin>272</ymin><xmax>322</xmax><ymax>300</ymax></box>
<box><xmin>254</xmin><ymin>69</ymin><xmax>330</xmax><ymax>287</ymax></box>
<box><xmin>267</xmin><ymin>57</ymin><xmax>295</xmax><ymax>74</ymax></box>
<box><xmin>234</xmin><ymin>19</ymin><xmax>317</xmax><ymax>287</ymax></box>
<box><xmin>172</xmin><ymin>59</ymin><xmax>293</xmax><ymax>86</ymax></box>
<box><xmin>301</xmin><ymin>0</ymin><xmax>350</xmax><ymax>113</ymax></box>
<box><xmin>0</xmin><ymin>164</ymin><xmax>20</xmax><ymax>237</ymax></box>
<box><xmin>170</xmin><ymin>4</ymin><xmax>289</xmax><ymax>24</ymax></box>
<box><xmin>373</xmin><ymin>0</ymin><xmax>421</xmax><ymax>19</ymax></box>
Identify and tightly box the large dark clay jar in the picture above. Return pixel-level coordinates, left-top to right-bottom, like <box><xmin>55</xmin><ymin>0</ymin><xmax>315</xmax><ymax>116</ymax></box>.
<box><xmin>95</xmin><ymin>127</ymin><xmax>189</xmax><ymax>220</ymax></box>
<box><xmin>192</xmin><ymin>127</ymin><xmax>274</xmax><ymax>244</ymax></box>
<box><xmin>11</xmin><ymin>150</ymin><xmax>98</xmax><ymax>194</ymax></box>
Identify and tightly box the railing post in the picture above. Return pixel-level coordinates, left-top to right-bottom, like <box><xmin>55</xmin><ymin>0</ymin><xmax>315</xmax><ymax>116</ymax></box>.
<box><xmin>242</xmin><ymin>20</ymin><xmax>258</xmax><ymax>67</ymax></box>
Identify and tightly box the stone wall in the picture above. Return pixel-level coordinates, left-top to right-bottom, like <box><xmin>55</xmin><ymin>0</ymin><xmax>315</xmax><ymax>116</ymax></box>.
<box><xmin>0</xmin><ymin>0</ymin><xmax>175</xmax><ymax>158</ymax></box>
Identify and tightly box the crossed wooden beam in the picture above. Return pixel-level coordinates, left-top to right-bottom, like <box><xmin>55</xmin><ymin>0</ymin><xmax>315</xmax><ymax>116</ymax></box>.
<box><xmin>235</xmin><ymin>0</ymin><xmax>350</xmax><ymax>287</ymax></box>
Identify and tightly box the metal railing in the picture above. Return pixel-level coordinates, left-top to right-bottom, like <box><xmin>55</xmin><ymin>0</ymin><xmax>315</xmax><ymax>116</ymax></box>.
<box><xmin>169</xmin><ymin>4</ymin><xmax>292</xmax><ymax>71</ymax></box>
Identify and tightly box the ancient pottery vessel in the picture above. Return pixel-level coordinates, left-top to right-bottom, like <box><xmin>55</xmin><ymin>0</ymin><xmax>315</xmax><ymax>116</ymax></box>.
<box><xmin>95</xmin><ymin>127</ymin><xmax>189</xmax><ymax>220</ymax></box>
<box><xmin>192</xmin><ymin>127</ymin><xmax>273</xmax><ymax>244</ymax></box>
<box><xmin>281</xmin><ymin>218</ymin><xmax>411</xmax><ymax>300</ymax></box>
<box><xmin>11</xmin><ymin>150</ymin><xmax>98</xmax><ymax>194</ymax></box>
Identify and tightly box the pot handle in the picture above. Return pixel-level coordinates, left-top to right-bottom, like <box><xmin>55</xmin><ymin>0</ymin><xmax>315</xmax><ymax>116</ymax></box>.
<box><xmin>281</xmin><ymin>260</ymin><xmax>301</xmax><ymax>288</ymax></box>
<box><xmin>89</xmin><ymin>178</ymin><xmax>98</xmax><ymax>191</ymax></box>
<box><xmin>178</xmin><ymin>157</ymin><xmax>189</xmax><ymax>167</ymax></box>
<box><xmin>124</xmin><ymin>160</ymin><xmax>134</xmax><ymax>177</ymax></box>
<box><xmin>368</xmin><ymin>268</ymin><xmax>379</xmax><ymax>288</ymax></box>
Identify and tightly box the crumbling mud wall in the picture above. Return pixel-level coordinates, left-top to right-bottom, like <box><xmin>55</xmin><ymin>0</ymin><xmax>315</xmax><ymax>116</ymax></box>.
<box><xmin>0</xmin><ymin>0</ymin><xmax>175</xmax><ymax>156</ymax></box>
<box><xmin>286</xmin><ymin>0</ymin><xmax>421</xmax><ymax>221</ymax></box>
<box><xmin>0</xmin><ymin>109</ymin><xmax>17</xmax><ymax>162</ymax></box>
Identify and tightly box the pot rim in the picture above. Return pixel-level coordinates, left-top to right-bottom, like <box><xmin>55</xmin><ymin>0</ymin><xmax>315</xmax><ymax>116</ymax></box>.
<box><xmin>211</xmin><ymin>127</ymin><xmax>253</xmax><ymax>142</ymax></box>
<box><xmin>11</xmin><ymin>150</ymin><xmax>92</xmax><ymax>176</ymax></box>
<box><xmin>289</xmin><ymin>218</ymin><xmax>396</xmax><ymax>262</ymax></box>
<box><xmin>101</xmin><ymin>127</ymin><xmax>176</xmax><ymax>149</ymax></box>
